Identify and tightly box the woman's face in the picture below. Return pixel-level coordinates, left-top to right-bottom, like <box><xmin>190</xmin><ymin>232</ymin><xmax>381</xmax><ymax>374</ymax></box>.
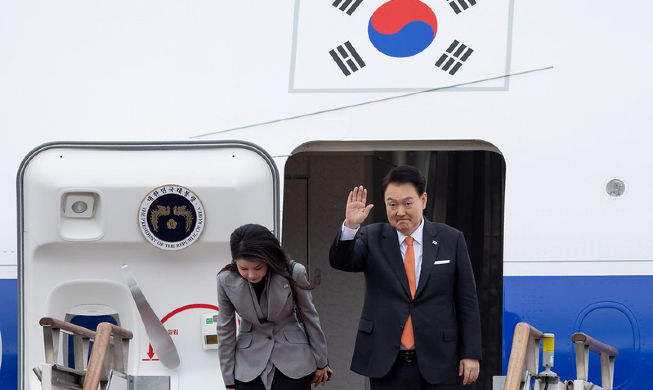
<box><xmin>236</xmin><ymin>258</ymin><xmax>268</xmax><ymax>283</ymax></box>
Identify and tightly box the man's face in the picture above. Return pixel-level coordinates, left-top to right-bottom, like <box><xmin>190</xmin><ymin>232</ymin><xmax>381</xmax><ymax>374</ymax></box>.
<box><xmin>384</xmin><ymin>182</ymin><xmax>427</xmax><ymax>236</ymax></box>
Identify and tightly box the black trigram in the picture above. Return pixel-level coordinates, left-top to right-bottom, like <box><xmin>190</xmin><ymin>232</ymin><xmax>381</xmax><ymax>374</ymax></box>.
<box><xmin>329</xmin><ymin>41</ymin><xmax>366</xmax><ymax>76</ymax></box>
<box><xmin>435</xmin><ymin>40</ymin><xmax>473</xmax><ymax>75</ymax></box>
<box><xmin>447</xmin><ymin>0</ymin><xmax>477</xmax><ymax>14</ymax></box>
<box><xmin>332</xmin><ymin>0</ymin><xmax>364</xmax><ymax>15</ymax></box>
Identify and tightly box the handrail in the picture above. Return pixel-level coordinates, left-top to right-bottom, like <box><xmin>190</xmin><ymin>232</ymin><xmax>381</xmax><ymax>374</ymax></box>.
<box><xmin>504</xmin><ymin>322</ymin><xmax>544</xmax><ymax>390</ymax></box>
<box><xmin>40</xmin><ymin>317</ymin><xmax>97</xmax><ymax>339</ymax></box>
<box><xmin>39</xmin><ymin>317</ymin><xmax>133</xmax><ymax>340</ymax></box>
<box><xmin>83</xmin><ymin>322</ymin><xmax>112</xmax><ymax>390</ymax></box>
<box><xmin>39</xmin><ymin>317</ymin><xmax>133</xmax><ymax>389</ymax></box>
<box><xmin>571</xmin><ymin>333</ymin><xmax>618</xmax><ymax>358</ymax></box>
<box><xmin>572</xmin><ymin>332</ymin><xmax>619</xmax><ymax>390</ymax></box>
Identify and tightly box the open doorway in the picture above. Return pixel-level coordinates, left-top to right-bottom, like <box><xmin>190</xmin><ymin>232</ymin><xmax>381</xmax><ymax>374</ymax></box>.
<box><xmin>281</xmin><ymin>145</ymin><xmax>505</xmax><ymax>390</ymax></box>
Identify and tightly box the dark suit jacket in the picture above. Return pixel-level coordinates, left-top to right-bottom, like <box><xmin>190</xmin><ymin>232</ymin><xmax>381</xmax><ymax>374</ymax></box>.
<box><xmin>329</xmin><ymin>218</ymin><xmax>482</xmax><ymax>384</ymax></box>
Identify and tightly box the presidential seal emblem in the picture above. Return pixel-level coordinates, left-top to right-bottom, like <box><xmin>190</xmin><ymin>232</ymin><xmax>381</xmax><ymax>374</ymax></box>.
<box><xmin>139</xmin><ymin>185</ymin><xmax>205</xmax><ymax>250</ymax></box>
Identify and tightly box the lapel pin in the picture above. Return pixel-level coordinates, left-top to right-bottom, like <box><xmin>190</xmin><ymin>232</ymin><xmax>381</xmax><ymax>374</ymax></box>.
<box><xmin>432</xmin><ymin>240</ymin><xmax>437</xmax><ymax>245</ymax></box>
<box><xmin>283</xmin><ymin>284</ymin><xmax>289</xmax><ymax>289</ymax></box>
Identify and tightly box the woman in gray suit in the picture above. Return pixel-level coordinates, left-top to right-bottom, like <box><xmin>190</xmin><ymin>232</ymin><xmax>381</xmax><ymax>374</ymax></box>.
<box><xmin>217</xmin><ymin>224</ymin><xmax>333</xmax><ymax>390</ymax></box>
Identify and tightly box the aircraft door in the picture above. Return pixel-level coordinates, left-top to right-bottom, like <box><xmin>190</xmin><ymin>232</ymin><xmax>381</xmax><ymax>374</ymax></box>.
<box><xmin>18</xmin><ymin>142</ymin><xmax>279</xmax><ymax>390</ymax></box>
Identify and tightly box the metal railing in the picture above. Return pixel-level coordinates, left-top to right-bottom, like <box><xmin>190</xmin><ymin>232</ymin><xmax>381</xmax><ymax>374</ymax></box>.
<box><xmin>572</xmin><ymin>332</ymin><xmax>619</xmax><ymax>390</ymax></box>
<box><xmin>38</xmin><ymin>317</ymin><xmax>133</xmax><ymax>390</ymax></box>
<box><xmin>503</xmin><ymin>322</ymin><xmax>620</xmax><ymax>390</ymax></box>
<box><xmin>504</xmin><ymin>322</ymin><xmax>544</xmax><ymax>390</ymax></box>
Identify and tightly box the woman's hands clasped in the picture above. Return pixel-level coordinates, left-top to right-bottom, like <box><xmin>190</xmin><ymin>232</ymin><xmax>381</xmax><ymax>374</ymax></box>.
<box><xmin>311</xmin><ymin>366</ymin><xmax>333</xmax><ymax>387</ymax></box>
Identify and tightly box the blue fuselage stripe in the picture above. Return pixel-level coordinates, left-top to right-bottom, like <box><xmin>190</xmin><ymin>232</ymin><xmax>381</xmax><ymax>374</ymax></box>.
<box><xmin>0</xmin><ymin>279</ymin><xmax>17</xmax><ymax>390</ymax></box>
<box><xmin>504</xmin><ymin>275</ymin><xmax>652</xmax><ymax>389</ymax></box>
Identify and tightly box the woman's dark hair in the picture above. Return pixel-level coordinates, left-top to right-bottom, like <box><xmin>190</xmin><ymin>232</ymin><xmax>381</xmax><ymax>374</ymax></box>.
<box><xmin>219</xmin><ymin>223</ymin><xmax>313</xmax><ymax>290</ymax></box>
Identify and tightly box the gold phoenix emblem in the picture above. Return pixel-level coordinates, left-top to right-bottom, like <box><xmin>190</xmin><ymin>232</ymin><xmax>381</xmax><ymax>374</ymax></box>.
<box><xmin>150</xmin><ymin>205</ymin><xmax>194</xmax><ymax>233</ymax></box>
<box><xmin>139</xmin><ymin>184</ymin><xmax>205</xmax><ymax>251</ymax></box>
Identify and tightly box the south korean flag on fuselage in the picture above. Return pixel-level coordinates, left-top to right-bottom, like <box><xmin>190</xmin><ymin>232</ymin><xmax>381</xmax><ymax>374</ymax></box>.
<box><xmin>290</xmin><ymin>0</ymin><xmax>514</xmax><ymax>92</ymax></box>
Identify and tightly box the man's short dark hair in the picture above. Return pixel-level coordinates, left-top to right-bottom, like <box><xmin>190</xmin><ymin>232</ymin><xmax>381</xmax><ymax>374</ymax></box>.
<box><xmin>381</xmin><ymin>165</ymin><xmax>426</xmax><ymax>196</ymax></box>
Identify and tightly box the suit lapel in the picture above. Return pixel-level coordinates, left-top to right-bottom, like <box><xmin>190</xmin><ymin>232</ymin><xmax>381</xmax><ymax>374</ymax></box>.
<box><xmin>266</xmin><ymin>272</ymin><xmax>291</xmax><ymax>322</ymax></box>
<box><xmin>380</xmin><ymin>224</ymin><xmax>412</xmax><ymax>298</ymax></box>
<box><xmin>416</xmin><ymin>219</ymin><xmax>439</xmax><ymax>298</ymax></box>
<box><xmin>222</xmin><ymin>273</ymin><xmax>261</xmax><ymax>324</ymax></box>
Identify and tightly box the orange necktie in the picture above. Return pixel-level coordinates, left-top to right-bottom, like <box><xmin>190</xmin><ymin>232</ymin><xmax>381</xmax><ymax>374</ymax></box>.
<box><xmin>401</xmin><ymin>236</ymin><xmax>416</xmax><ymax>349</ymax></box>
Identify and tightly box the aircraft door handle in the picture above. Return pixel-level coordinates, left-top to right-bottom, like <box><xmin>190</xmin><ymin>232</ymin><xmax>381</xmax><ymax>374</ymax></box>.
<box><xmin>122</xmin><ymin>264</ymin><xmax>180</xmax><ymax>369</ymax></box>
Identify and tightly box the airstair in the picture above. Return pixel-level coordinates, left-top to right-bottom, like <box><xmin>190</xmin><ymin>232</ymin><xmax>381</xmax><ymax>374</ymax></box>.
<box><xmin>34</xmin><ymin>317</ymin><xmax>169</xmax><ymax>390</ymax></box>
<box><xmin>499</xmin><ymin>322</ymin><xmax>619</xmax><ymax>390</ymax></box>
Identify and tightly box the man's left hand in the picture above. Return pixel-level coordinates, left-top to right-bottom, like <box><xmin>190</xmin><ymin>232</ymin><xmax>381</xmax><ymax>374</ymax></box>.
<box><xmin>459</xmin><ymin>358</ymin><xmax>479</xmax><ymax>385</ymax></box>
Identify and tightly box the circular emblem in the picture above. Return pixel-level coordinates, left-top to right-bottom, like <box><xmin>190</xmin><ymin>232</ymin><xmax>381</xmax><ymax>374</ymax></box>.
<box><xmin>139</xmin><ymin>185</ymin><xmax>205</xmax><ymax>250</ymax></box>
<box><xmin>368</xmin><ymin>0</ymin><xmax>438</xmax><ymax>58</ymax></box>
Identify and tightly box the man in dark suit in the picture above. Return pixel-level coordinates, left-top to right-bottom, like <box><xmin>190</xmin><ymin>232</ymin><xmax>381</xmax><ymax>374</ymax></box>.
<box><xmin>329</xmin><ymin>165</ymin><xmax>482</xmax><ymax>389</ymax></box>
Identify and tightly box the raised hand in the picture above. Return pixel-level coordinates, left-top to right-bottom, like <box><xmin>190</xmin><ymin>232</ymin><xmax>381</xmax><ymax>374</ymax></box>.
<box><xmin>345</xmin><ymin>185</ymin><xmax>374</xmax><ymax>229</ymax></box>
